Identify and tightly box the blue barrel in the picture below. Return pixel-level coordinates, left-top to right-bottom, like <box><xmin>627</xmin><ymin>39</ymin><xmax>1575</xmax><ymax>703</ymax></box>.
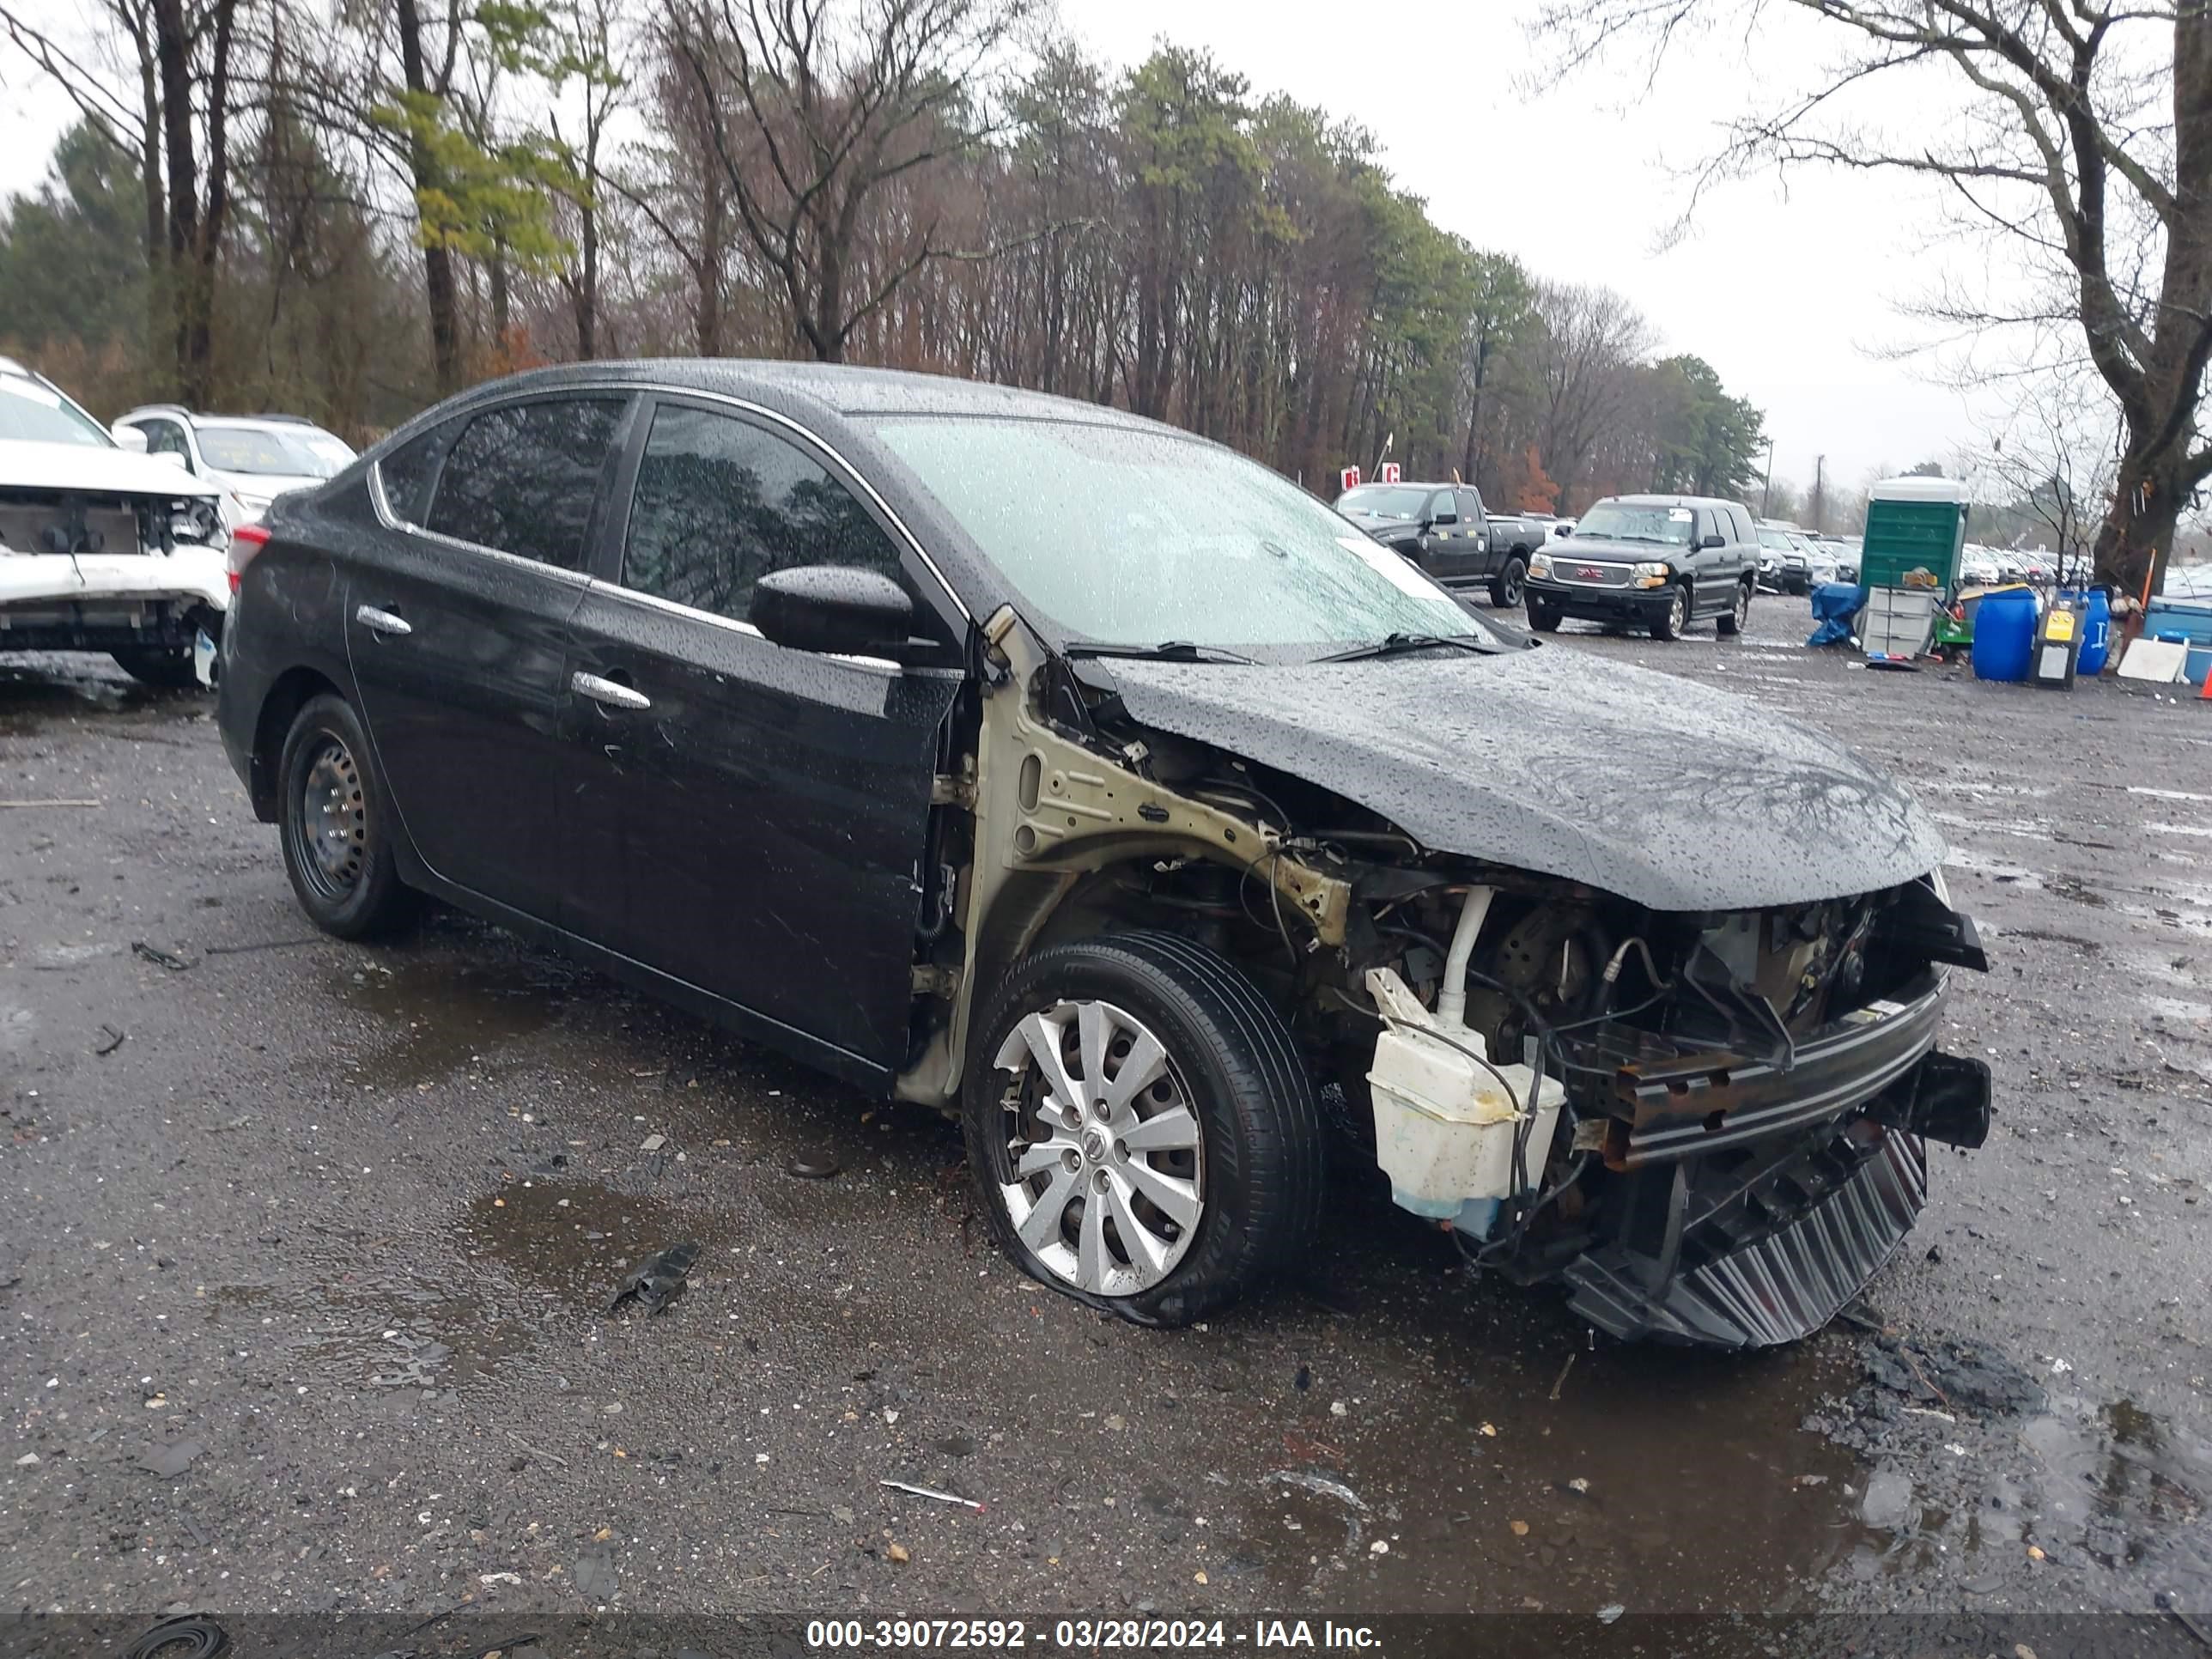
<box><xmin>2063</xmin><ymin>587</ymin><xmax>2112</xmax><ymax>676</ymax></box>
<box><xmin>1972</xmin><ymin>586</ymin><xmax>2039</xmax><ymax>682</ymax></box>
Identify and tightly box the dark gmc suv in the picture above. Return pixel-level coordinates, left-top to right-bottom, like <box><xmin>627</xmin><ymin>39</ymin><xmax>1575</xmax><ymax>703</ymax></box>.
<box><xmin>1525</xmin><ymin>494</ymin><xmax>1760</xmax><ymax>640</ymax></box>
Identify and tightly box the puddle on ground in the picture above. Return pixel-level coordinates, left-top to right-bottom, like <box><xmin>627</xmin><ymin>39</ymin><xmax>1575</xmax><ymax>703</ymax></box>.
<box><xmin>1943</xmin><ymin>848</ymin><xmax>2043</xmax><ymax>890</ymax></box>
<box><xmin>2113</xmin><ymin>949</ymin><xmax>2197</xmax><ymax>988</ymax></box>
<box><xmin>1222</xmin><ymin>1223</ymin><xmax>1872</xmax><ymax>1613</ymax></box>
<box><xmin>2130</xmin><ymin>786</ymin><xmax>2212</xmax><ymax>804</ymax></box>
<box><xmin>329</xmin><ymin>949</ymin><xmax>591</xmax><ymax>1086</ymax></box>
<box><xmin>2145</xmin><ymin>996</ymin><xmax>2212</xmax><ymax>1024</ymax></box>
<box><xmin>202</xmin><ymin>1262</ymin><xmax>540</xmax><ymax>1399</ymax></box>
<box><xmin>462</xmin><ymin>1178</ymin><xmax>714</xmax><ymax>1305</ymax></box>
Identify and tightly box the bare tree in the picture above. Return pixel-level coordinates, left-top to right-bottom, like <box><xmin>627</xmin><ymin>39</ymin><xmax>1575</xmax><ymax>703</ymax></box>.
<box><xmin>1527</xmin><ymin>280</ymin><xmax>1656</xmax><ymax>507</ymax></box>
<box><xmin>660</xmin><ymin>0</ymin><xmax>1033</xmax><ymax>362</ymax></box>
<box><xmin>1536</xmin><ymin>0</ymin><xmax>2212</xmax><ymax>595</ymax></box>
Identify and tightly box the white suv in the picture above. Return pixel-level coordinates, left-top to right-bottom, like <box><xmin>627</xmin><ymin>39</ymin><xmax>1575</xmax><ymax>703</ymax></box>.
<box><xmin>113</xmin><ymin>406</ymin><xmax>356</xmax><ymax>523</ymax></box>
<box><xmin>1</xmin><ymin>359</ymin><xmax>230</xmax><ymax>686</ymax></box>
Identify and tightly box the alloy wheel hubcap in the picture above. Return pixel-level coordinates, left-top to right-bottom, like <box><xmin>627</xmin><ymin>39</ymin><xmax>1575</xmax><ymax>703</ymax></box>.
<box><xmin>301</xmin><ymin>738</ymin><xmax>367</xmax><ymax>893</ymax></box>
<box><xmin>993</xmin><ymin>998</ymin><xmax>1205</xmax><ymax>1297</ymax></box>
<box><xmin>1670</xmin><ymin>592</ymin><xmax>1687</xmax><ymax>631</ymax></box>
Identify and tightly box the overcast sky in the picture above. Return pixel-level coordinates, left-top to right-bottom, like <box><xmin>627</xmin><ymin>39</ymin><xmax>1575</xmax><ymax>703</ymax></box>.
<box><xmin>0</xmin><ymin>0</ymin><xmax>2014</xmax><ymax>495</ymax></box>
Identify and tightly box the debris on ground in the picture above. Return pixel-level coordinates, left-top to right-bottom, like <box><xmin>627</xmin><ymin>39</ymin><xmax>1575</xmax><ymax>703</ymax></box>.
<box><xmin>607</xmin><ymin>1240</ymin><xmax>699</xmax><ymax>1316</ymax></box>
<box><xmin>138</xmin><ymin>1440</ymin><xmax>205</xmax><ymax>1478</ymax></box>
<box><xmin>786</xmin><ymin>1150</ymin><xmax>841</xmax><ymax>1179</ymax></box>
<box><xmin>887</xmin><ymin>1542</ymin><xmax>910</xmax><ymax>1564</ymax></box>
<box><xmin>1863</xmin><ymin>1333</ymin><xmax>2049</xmax><ymax>1415</ymax></box>
<box><xmin>638</xmin><ymin>1133</ymin><xmax>665</xmax><ymax>1152</ymax></box>
<box><xmin>120</xmin><ymin>1615</ymin><xmax>227</xmax><ymax>1659</ymax></box>
<box><xmin>94</xmin><ymin>1024</ymin><xmax>126</xmax><ymax>1055</ymax></box>
<box><xmin>1596</xmin><ymin>1605</ymin><xmax>1626</xmax><ymax>1626</ymax></box>
<box><xmin>879</xmin><ymin>1479</ymin><xmax>984</xmax><ymax>1511</ymax></box>
<box><xmin>130</xmin><ymin>940</ymin><xmax>195</xmax><ymax>971</ymax></box>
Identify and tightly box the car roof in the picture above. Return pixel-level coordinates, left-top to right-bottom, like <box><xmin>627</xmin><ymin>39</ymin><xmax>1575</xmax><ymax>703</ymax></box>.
<box><xmin>421</xmin><ymin>360</ymin><xmax>1164</xmax><ymax>433</ymax></box>
<box><xmin>1343</xmin><ymin>479</ymin><xmax>1459</xmax><ymax>491</ymax></box>
<box><xmin>118</xmin><ymin>404</ymin><xmax>339</xmax><ymax>434</ymax></box>
<box><xmin>1608</xmin><ymin>494</ymin><xmax>1747</xmax><ymax>510</ymax></box>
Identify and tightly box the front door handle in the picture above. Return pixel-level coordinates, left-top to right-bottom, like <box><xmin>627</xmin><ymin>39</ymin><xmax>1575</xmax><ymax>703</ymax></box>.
<box><xmin>572</xmin><ymin>670</ymin><xmax>651</xmax><ymax>712</ymax></box>
<box><xmin>356</xmin><ymin>605</ymin><xmax>411</xmax><ymax>636</ymax></box>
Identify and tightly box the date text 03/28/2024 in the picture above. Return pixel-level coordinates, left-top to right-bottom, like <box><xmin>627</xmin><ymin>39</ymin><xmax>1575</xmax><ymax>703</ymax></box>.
<box><xmin>803</xmin><ymin>1620</ymin><xmax>1384</xmax><ymax>1650</ymax></box>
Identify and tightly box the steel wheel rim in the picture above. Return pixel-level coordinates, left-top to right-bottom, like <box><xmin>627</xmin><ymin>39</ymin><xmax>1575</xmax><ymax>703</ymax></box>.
<box><xmin>1503</xmin><ymin>565</ymin><xmax>1524</xmax><ymax>605</ymax></box>
<box><xmin>295</xmin><ymin>736</ymin><xmax>367</xmax><ymax>899</ymax></box>
<box><xmin>1734</xmin><ymin>586</ymin><xmax>1751</xmax><ymax>629</ymax></box>
<box><xmin>992</xmin><ymin>998</ymin><xmax>1206</xmax><ymax>1297</ymax></box>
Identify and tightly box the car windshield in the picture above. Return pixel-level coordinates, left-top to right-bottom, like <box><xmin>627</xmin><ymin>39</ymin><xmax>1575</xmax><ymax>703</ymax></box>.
<box><xmin>0</xmin><ymin>374</ymin><xmax>112</xmax><ymax>446</ymax></box>
<box><xmin>1335</xmin><ymin>485</ymin><xmax>1431</xmax><ymax>519</ymax></box>
<box><xmin>1758</xmin><ymin>528</ymin><xmax>1796</xmax><ymax>550</ymax></box>
<box><xmin>198</xmin><ymin>424</ymin><xmax>349</xmax><ymax>477</ymax></box>
<box><xmin>869</xmin><ymin>416</ymin><xmax>1485</xmax><ymax>655</ymax></box>
<box><xmin>1579</xmin><ymin>502</ymin><xmax>1694</xmax><ymax>545</ymax></box>
<box><xmin>198</xmin><ymin>423</ymin><xmax>353</xmax><ymax>477</ymax></box>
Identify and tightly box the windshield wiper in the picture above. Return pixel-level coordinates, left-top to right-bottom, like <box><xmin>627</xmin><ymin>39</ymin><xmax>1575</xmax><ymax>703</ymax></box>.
<box><xmin>1316</xmin><ymin>631</ymin><xmax>1502</xmax><ymax>664</ymax></box>
<box><xmin>1062</xmin><ymin>640</ymin><xmax>1258</xmax><ymax>665</ymax></box>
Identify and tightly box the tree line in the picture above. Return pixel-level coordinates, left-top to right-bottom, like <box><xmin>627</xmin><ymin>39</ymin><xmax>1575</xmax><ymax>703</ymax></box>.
<box><xmin>0</xmin><ymin>0</ymin><xmax>1771</xmax><ymax>516</ymax></box>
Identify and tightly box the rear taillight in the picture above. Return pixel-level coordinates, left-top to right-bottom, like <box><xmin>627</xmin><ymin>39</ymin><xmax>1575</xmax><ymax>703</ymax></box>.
<box><xmin>226</xmin><ymin>523</ymin><xmax>270</xmax><ymax>593</ymax></box>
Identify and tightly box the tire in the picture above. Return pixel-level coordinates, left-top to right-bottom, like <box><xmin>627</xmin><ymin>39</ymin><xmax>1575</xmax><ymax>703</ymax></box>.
<box><xmin>1717</xmin><ymin>580</ymin><xmax>1752</xmax><ymax>637</ymax></box>
<box><xmin>1488</xmin><ymin>557</ymin><xmax>1527</xmax><ymax>609</ymax></box>
<box><xmin>1650</xmin><ymin>584</ymin><xmax>1690</xmax><ymax>641</ymax></box>
<box><xmin>110</xmin><ymin>646</ymin><xmax>200</xmax><ymax>690</ymax></box>
<box><xmin>1526</xmin><ymin>596</ymin><xmax>1563</xmax><ymax>633</ymax></box>
<box><xmin>276</xmin><ymin>692</ymin><xmax>414</xmax><ymax>940</ymax></box>
<box><xmin>962</xmin><ymin>930</ymin><xmax>1325</xmax><ymax>1328</ymax></box>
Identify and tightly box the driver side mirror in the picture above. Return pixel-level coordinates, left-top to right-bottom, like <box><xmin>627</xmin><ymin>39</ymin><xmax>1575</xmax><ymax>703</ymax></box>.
<box><xmin>111</xmin><ymin>424</ymin><xmax>149</xmax><ymax>453</ymax></box>
<box><xmin>1700</xmin><ymin>533</ymin><xmax>1725</xmax><ymax>550</ymax></box>
<box><xmin>751</xmin><ymin>564</ymin><xmax>915</xmax><ymax>659</ymax></box>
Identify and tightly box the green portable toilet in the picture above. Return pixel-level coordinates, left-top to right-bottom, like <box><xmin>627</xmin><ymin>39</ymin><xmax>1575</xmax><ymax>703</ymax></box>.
<box><xmin>1861</xmin><ymin>476</ymin><xmax>1969</xmax><ymax>589</ymax></box>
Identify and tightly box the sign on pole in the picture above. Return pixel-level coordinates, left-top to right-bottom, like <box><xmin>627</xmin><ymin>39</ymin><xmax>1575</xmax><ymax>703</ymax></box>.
<box><xmin>1340</xmin><ymin>466</ymin><xmax>1360</xmax><ymax>492</ymax></box>
<box><xmin>1380</xmin><ymin>462</ymin><xmax>1401</xmax><ymax>484</ymax></box>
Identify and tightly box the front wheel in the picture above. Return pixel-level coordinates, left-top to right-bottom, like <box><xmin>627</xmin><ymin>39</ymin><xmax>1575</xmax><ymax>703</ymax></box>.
<box><xmin>1650</xmin><ymin>585</ymin><xmax>1690</xmax><ymax>641</ymax></box>
<box><xmin>1717</xmin><ymin>581</ymin><xmax>1752</xmax><ymax>637</ymax></box>
<box><xmin>963</xmin><ymin>931</ymin><xmax>1324</xmax><ymax>1327</ymax></box>
<box><xmin>1488</xmin><ymin>557</ymin><xmax>1527</xmax><ymax>609</ymax></box>
<box><xmin>1526</xmin><ymin>595</ymin><xmax>1563</xmax><ymax>633</ymax></box>
<box><xmin>276</xmin><ymin>693</ymin><xmax>414</xmax><ymax>939</ymax></box>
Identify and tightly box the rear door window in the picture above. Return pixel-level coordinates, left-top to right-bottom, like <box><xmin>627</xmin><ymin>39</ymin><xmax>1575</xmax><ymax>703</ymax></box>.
<box><xmin>375</xmin><ymin>422</ymin><xmax>456</xmax><ymax>525</ymax></box>
<box><xmin>422</xmin><ymin>398</ymin><xmax>625</xmax><ymax>570</ymax></box>
<box><xmin>618</xmin><ymin>402</ymin><xmax>904</xmax><ymax>624</ymax></box>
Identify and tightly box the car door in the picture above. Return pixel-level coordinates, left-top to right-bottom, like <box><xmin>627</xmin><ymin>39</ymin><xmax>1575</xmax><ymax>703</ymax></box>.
<box><xmin>1687</xmin><ymin>507</ymin><xmax>1727</xmax><ymax>614</ymax></box>
<box><xmin>346</xmin><ymin>393</ymin><xmax>631</xmax><ymax>923</ymax></box>
<box><xmin>1412</xmin><ymin>489</ymin><xmax>1466</xmax><ymax>582</ymax></box>
<box><xmin>557</xmin><ymin>396</ymin><xmax>965</xmax><ymax>1079</ymax></box>
<box><xmin>1456</xmin><ymin>489</ymin><xmax>1498</xmax><ymax>580</ymax></box>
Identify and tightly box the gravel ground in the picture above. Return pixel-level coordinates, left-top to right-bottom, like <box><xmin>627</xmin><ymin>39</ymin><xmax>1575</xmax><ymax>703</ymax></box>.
<box><xmin>3</xmin><ymin>592</ymin><xmax>2209</xmax><ymax>1648</ymax></box>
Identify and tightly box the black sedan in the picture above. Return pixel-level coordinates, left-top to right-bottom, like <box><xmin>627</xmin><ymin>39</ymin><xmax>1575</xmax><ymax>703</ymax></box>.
<box><xmin>215</xmin><ymin>362</ymin><xmax>1990</xmax><ymax>1347</ymax></box>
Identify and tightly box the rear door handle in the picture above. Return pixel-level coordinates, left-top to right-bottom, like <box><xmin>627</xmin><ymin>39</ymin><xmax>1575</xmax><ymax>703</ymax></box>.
<box><xmin>572</xmin><ymin>670</ymin><xmax>651</xmax><ymax>712</ymax></box>
<box><xmin>355</xmin><ymin>605</ymin><xmax>411</xmax><ymax>636</ymax></box>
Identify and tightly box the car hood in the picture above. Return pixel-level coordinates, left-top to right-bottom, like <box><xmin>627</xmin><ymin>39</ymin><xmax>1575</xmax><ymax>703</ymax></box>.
<box><xmin>0</xmin><ymin>438</ymin><xmax>223</xmax><ymax>499</ymax></box>
<box><xmin>1105</xmin><ymin>649</ymin><xmax>1946</xmax><ymax>912</ymax></box>
<box><xmin>1552</xmin><ymin>536</ymin><xmax>1685</xmax><ymax>562</ymax></box>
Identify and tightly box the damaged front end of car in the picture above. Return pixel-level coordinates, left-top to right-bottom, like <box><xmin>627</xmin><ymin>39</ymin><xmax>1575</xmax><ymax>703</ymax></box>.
<box><xmin>903</xmin><ymin>612</ymin><xmax>1991</xmax><ymax>1349</ymax></box>
<box><xmin>1340</xmin><ymin>872</ymin><xmax>1991</xmax><ymax>1347</ymax></box>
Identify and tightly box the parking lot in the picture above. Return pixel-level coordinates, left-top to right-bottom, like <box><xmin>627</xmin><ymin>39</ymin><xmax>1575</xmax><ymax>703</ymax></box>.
<box><xmin>4</xmin><ymin>592</ymin><xmax>2210</xmax><ymax>1647</ymax></box>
